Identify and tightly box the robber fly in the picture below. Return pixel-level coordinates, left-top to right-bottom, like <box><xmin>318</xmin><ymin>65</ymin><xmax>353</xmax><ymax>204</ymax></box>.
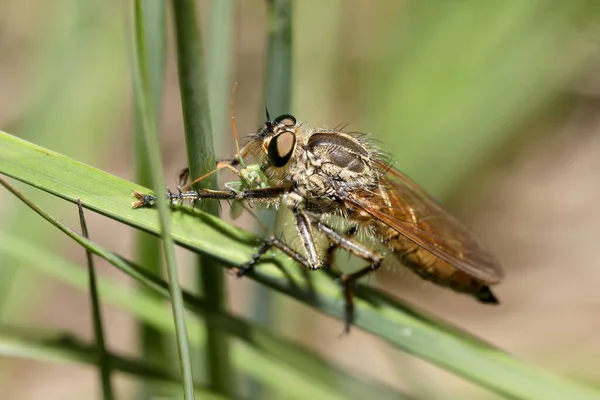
<box><xmin>133</xmin><ymin>113</ymin><xmax>503</xmax><ymax>332</ymax></box>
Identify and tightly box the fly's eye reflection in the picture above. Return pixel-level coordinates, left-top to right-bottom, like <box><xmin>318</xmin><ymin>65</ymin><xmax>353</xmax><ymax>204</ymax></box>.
<box><xmin>267</xmin><ymin>131</ymin><xmax>296</xmax><ymax>167</ymax></box>
<box><xmin>273</xmin><ymin>114</ymin><xmax>297</xmax><ymax>128</ymax></box>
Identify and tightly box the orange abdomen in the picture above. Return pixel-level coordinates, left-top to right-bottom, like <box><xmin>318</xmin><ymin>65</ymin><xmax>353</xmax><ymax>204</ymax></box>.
<box><xmin>381</xmin><ymin>227</ymin><xmax>498</xmax><ymax>303</ymax></box>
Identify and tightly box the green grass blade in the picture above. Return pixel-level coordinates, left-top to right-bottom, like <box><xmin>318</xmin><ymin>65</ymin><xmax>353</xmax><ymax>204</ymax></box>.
<box><xmin>207</xmin><ymin>0</ymin><xmax>235</xmax><ymax>157</ymax></box>
<box><xmin>0</xmin><ymin>229</ymin><xmax>406</xmax><ymax>400</ymax></box>
<box><xmin>0</xmin><ymin>326</ymin><xmax>224</xmax><ymax>400</ymax></box>
<box><xmin>1</xmin><ymin>132</ymin><xmax>600</xmax><ymax>399</ymax></box>
<box><xmin>249</xmin><ymin>1</ymin><xmax>294</xmax><ymax>397</ymax></box>
<box><xmin>172</xmin><ymin>0</ymin><xmax>218</xmax><ymax>181</ymax></box>
<box><xmin>265</xmin><ymin>0</ymin><xmax>293</xmax><ymax>117</ymax></box>
<box><xmin>171</xmin><ymin>0</ymin><xmax>231</xmax><ymax>395</ymax></box>
<box><xmin>132</xmin><ymin>2</ymin><xmax>195</xmax><ymax>398</ymax></box>
<box><xmin>257</xmin><ymin>0</ymin><xmax>295</xmax><ymax>311</ymax></box>
<box><xmin>133</xmin><ymin>3</ymin><xmax>168</xmax><ymax>399</ymax></box>
<box><xmin>0</xmin><ymin>179</ymin><xmax>408</xmax><ymax>399</ymax></box>
<box><xmin>0</xmin><ymin>0</ymin><xmax>126</xmax><ymax>332</ymax></box>
<box><xmin>77</xmin><ymin>200</ymin><xmax>114</xmax><ymax>400</ymax></box>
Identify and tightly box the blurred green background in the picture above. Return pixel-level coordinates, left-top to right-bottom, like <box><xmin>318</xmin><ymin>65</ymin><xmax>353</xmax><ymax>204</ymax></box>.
<box><xmin>1</xmin><ymin>0</ymin><xmax>600</xmax><ymax>399</ymax></box>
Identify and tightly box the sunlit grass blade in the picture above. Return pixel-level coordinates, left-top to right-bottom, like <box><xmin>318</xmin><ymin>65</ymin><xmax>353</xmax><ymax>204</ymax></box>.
<box><xmin>171</xmin><ymin>0</ymin><xmax>231</xmax><ymax>394</ymax></box>
<box><xmin>132</xmin><ymin>1</ymin><xmax>195</xmax><ymax>398</ymax></box>
<box><xmin>77</xmin><ymin>200</ymin><xmax>113</xmax><ymax>400</ymax></box>
<box><xmin>0</xmin><ymin>326</ymin><xmax>225</xmax><ymax>400</ymax></box>
<box><xmin>132</xmin><ymin>3</ymin><xmax>168</xmax><ymax>398</ymax></box>
<box><xmin>2</xmin><ymin>131</ymin><xmax>600</xmax><ymax>399</ymax></box>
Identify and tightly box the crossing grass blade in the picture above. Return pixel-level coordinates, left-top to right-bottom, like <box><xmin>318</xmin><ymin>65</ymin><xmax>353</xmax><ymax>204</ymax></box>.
<box><xmin>77</xmin><ymin>200</ymin><xmax>114</xmax><ymax>400</ymax></box>
<box><xmin>0</xmin><ymin>176</ymin><xmax>407</xmax><ymax>400</ymax></box>
<box><xmin>132</xmin><ymin>1</ymin><xmax>195</xmax><ymax>397</ymax></box>
<box><xmin>132</xmin><ymin>3</ymin><xmax>168</xmax><ymax>399</ymax></box>
<box><xmin>1</xmin><ymin>131</ymin><xmax>600</xmax><ymax>400</ymax></box>
<box><xmin>0</xmin><ymin>326</ymin><xmax>225</xmax><ymax>400</ymax></box>
<box><xmin>0</xmin><ymin>230</ymin><xmax>407</xmax><ymax>400</ymax></box>
<box><xmin>249</xmin><ymin>1</ymin><xmax>294</xmax><ymax>397</ymax></box>
<box><xmin>170</xmin><ymin>0</ymin><xmax>231</xmax><ymax>394</ymax></box>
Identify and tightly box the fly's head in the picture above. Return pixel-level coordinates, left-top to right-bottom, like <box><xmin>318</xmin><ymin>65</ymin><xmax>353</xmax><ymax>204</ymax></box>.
<box><xmin>243</xmin><ymin>114</ymin><xmax>302</xmax><ymax>188</ymax></box>
<box><xmin>245</xmin><ymin>113</ymin><xmax>382</xmax><ymax>204</ymax></box>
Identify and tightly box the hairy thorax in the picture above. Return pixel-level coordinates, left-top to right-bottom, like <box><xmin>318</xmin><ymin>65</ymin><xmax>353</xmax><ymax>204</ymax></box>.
<box><xmin>275</xmin><ymin>129</ymin><xmax>380</xmax><ymax>212</ymax></box>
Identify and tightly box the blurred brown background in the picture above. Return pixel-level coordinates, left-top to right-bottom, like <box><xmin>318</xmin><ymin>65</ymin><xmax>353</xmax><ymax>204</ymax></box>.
<box><xmin>1</xmin><ymin>0</ymin><xmax>600</xmax><ymax>398</ymax></box>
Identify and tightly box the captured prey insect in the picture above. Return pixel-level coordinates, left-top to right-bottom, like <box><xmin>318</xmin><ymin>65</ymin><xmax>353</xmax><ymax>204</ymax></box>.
<box><xmin>132</xmin><ymin>114</ymin><xmax>503</xmax><ymax>332</ymax></box>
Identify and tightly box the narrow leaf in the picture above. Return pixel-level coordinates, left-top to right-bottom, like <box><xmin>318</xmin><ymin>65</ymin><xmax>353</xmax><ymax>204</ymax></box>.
<box><xmin>77</xmin><ymin>200</ymin><xmax>114</xmax><ymax>400</ymax></box>
<box><xmin>1</xmin><ymin>132</ymin><xmax>599</xmax><ymax>400</ymax></box>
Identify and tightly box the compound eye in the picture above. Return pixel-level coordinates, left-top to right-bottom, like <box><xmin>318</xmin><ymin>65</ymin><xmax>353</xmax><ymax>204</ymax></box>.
<box><xmin>273</xmin><ymin>114</ymin><xmax>297</xmax><ymax>128</ymax></box>
<box><xmin>267</xmin><ymin>131</ymin><xmax>296</xmax><ymax>167</ymax></box>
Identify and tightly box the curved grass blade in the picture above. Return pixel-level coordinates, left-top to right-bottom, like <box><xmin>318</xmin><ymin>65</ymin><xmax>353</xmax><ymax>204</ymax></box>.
<box><xmin>171</xmin><ymin>0</ymin><xmax>231</xmax><ymax>394</ymax></box>
<box><xmin>132</xmin><ymin>3</ymin><xmax>168</xmax><ymax>398</ymax></box>
<box><xmin>1</xmin><ymin>131</ymin><xmax>600</xmax><ymax>399</ymax></box>
<box><xmin>132</xmin><ymin>1</ymin><xmax>195</xmax><ymax>398</ymax></box>
<box><xmin>0</xmin><ymin>231</ymin><xmax>406</xmax><ymax>400</ymax></box>
<box><xmin>0</xmin><ymin>326</ymin><xmax>224</xmax><ymax>400</ymax></box>
<box><xmin>0</xmin><ymin>0</ymin><xmax>126</xmax><ymax>343</ymax></box>
<box><xmin>77</xmin><ymin>200</ymin><xmax>113</xmax><ymax>400</ymax></box>
<box><xmin>250</xmin><ymin>1</ymin><xmax>294</xmax><ymax>396</ymax></box>
<box><xmin>0</xmin><ymin>177</ymin><xmax>406</xmax><ymax>400</ymax></box>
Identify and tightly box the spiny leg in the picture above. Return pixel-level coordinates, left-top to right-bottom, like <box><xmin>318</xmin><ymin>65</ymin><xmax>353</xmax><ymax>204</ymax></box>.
<box><xmin>237</xmin><ymin>211</ymin><xmax>385</xmax><ymax>333</ymax></box>
<box><xmin>313</xmin><ymin>219</ymin><xmax>385</xmax><ymax>333</ymax></box>
<box><xmin>237</xmin><ymin>208</ymin><xmax>322</xmax><ymax>276</ymax></box>
<box><xmin>132</xmin><ymin>186</ymin><xmax>285</xmax><ymax>208</ymax></box>
<box><xmin>324</xmin><ymin>224</ymin><xmax>359</xmax><ymax>269</ymax></box>
<box><xmin>293</xmin><ymin>209</ymin><xmax>321</xmax><ymax>269</ymax></box>
<box><xmin>236</xmin><ymin>236</ymin><xmax>311</xmax><ymax>277</ymax></box>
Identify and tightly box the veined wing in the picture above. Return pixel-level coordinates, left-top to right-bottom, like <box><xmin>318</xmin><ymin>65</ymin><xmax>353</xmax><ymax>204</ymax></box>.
<box><xmin>348</xmin><ymin>161</ymin><xmax>503</xmax><ymax>284</ymax></box>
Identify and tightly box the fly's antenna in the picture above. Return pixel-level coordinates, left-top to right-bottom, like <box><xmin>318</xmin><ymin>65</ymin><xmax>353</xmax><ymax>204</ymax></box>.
<box><xmin>265</xmin><ymin>107</ymin><xmax>271</xmax><ymax>122</ymax></box>
<box><xmin>230</xmin><ymin>81</ymin><xmax>246</xmax><ymax>168</ymax></box>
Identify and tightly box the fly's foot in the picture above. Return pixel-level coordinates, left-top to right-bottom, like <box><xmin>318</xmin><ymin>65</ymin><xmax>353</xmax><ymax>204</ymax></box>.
<box><xmin>131</xmin><ymin>191</ymin><xmax>156</xmax><ymax>208</ymax></box>
<box><xmin>236</xmin><ymin>239</ymin><xmax>273</xmax><ymax>278</ymax></box>
<box><xmin>338</xmin><ymin>274</ymin><xmax>356</xmax><ymax>334</ymax></box>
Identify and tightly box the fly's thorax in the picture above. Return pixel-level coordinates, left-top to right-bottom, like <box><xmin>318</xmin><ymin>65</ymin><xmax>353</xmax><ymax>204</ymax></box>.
<box><xmin>305</xmin><ymin>130</ymin><xmax>378</xmax><ymax>190</ymax></box>
<box><xmin>282</xmin><ymin>129</ymin><xmax>379</xmax><ymax>203</ymax></box>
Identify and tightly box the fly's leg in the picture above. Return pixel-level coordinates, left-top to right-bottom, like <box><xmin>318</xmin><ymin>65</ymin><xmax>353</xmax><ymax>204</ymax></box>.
<box><xmin>236</xmin><ymin>236</ymin><xmax>311</xmax><ymax>277</ymax></box>
<box><xmin>132</xmin><ymin>186</ymin><xmax>285</xmax><ymax>208</ymax></box>
<box><xmin>293</xmin><ymin>209</ymin><xmax>321</xmax><ymax>269</ymax></box>
<box><xmin>314</xmin><ymin>220</ymin><xmax>385</xmax><ymax>333</ymax></box>
<box><xmin>324</xmin><ymin>225</ymin><xmax>359</xmax><ymax>268</ymax></box>
<box><xmin>237</xmin><ymin>209</ymin><xmax>322</xmax><ymax>276</ymax></box>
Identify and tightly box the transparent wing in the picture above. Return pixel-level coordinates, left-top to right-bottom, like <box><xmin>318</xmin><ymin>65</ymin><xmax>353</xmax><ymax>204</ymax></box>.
<box><xmin>348</xmin><ymin>161</ymin><xmax>503</xmax><ymax>284</ymax></box>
